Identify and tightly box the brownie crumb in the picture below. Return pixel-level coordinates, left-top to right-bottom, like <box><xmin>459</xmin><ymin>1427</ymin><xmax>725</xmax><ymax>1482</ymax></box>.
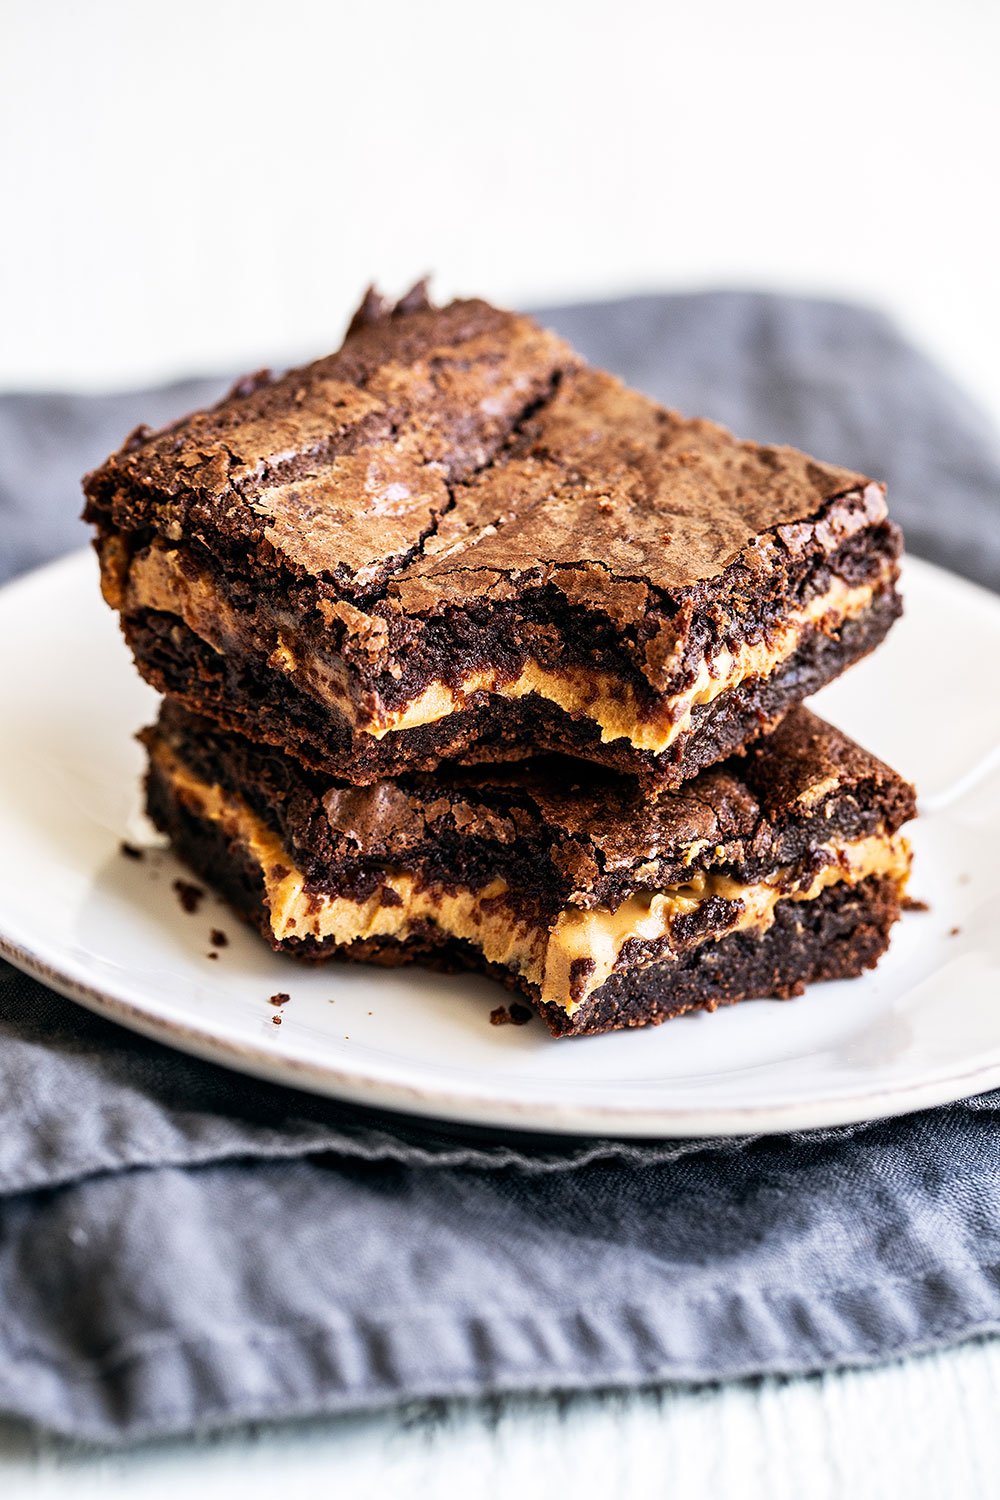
<box><xmin>210</xmin><ymin>928</ymin><xmax>229</xmax><ymax>948</ymax></box>
<box><xmin>568</xmin><ymin>955</ymin><xmax>598</xmax><ymax>1002</ymax></box>
<box><xmin>271</xmin><ymin>1014</ymin><xmax>282</xmax><ymax>1025</ymax></box>
<box><xmin>172</xmin><ymin>878</ymin><xmax>204</xmax><ymax>914</ymax></box>
<box><xmin>120</xmin><ymin>841</ymin><xmax>144</xmax><ymax>861</ymax></box>
<box><xmin>269</xmin><ymin>991</ymin><xmax>291</xmax><ymax>1007</ymax></box>
<box><xmin>950</xmin><ymin>925</ymin><xmax>962</xmax><ymax>937</ymax></box>
<box><xmin>122</xmin><ymin>422</ymin><xmax>152</xmax><ymax>453</ymax></box>
<box><xmin>228</xmin><ymin>368</ymin><xmax>274</xmax><ymax>401</ymax></box>
<box><xmin>206</xmin><ymin>952</ymin><xmax>218</xmax><ymax>961</ymax></box>
<box><xmin>902</xmin><ymin>897</ymin><xmax>929</xmax><ymax>913</ymax></box>
<box><xmin>490</xmin><ymin>1003</ymin><xmax>534</xmax><ymax>1027</ymax></box>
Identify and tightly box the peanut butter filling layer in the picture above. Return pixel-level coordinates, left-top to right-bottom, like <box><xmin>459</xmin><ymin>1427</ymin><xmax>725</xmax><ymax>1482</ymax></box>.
<box><xmin>120</xmin><ymin>543</ymin><xmax>883</xmax><ymax>757</ymax></box>
<box><xmin>154</xmin><ymin>743</ymin><xmax>911</xmax><ymax>1015</ymax></box>
<box><xmin>371</xmin><ymin>573</ymin><xmax>877</xmax><ymax>751</ymax></box>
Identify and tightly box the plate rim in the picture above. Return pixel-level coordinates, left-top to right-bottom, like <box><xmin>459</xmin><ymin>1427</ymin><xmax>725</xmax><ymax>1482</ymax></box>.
<box><xmin>5</xmin><ymin>924</ymin><xmax>1000</xmax><ymax>1138</ymax></box>
<box><xmin>3</xmin><ymin>547</ymin><xmax>1000</xmax><ymax>1139</ymax></box>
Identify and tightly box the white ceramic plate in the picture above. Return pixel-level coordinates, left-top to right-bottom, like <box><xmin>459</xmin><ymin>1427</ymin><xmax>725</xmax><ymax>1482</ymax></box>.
<box><xmin>2</xmin><ymin>550</ymin><xmax>999</xmax><ymax>1137</ymax></box>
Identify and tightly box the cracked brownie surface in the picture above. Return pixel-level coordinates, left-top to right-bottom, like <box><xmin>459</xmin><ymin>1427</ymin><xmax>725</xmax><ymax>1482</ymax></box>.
<box><xmin>85</xmin><ymin>284</ymin><xmax>902</xmax><ymax>785</ymax></box>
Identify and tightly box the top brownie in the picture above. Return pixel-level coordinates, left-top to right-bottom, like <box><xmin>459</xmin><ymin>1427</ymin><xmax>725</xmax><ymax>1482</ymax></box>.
<box><xmin>84</xmin><ymin>283</ymin><xmax>902</xmax><ymax>786</ymax></box>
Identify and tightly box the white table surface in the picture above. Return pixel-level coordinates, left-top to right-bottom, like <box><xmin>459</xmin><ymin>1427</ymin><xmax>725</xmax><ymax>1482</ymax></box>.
<box><xmin>3</xmin><ymin>0</ymin><xmax>1000</xmax><ymax>423</ymax></box>
<box><xmin>4</xmin><ymin>0</ymin><xmax>1000</xmax><ymax>1486</ymax></box>
<box><xmin>5</xmin><ymin>1336</ymin><xmax>1000</xmax><ymax>1497</ymax></box>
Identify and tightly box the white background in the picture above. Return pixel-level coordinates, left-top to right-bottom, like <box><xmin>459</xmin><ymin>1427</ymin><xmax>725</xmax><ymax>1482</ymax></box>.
<box><xmin>3</xmin><ymin>2</ymin><xmax>1000</xmax><ymax>1492</ymax></box>
<box><xmin>2</xmin><ymin>0</ymin><xmax>1000</xmax><ymax>422</ymax></box>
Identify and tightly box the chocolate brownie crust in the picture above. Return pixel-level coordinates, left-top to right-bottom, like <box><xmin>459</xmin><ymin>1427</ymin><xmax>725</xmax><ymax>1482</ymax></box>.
<box><xmin>85</xmin><ymin>287</ymin><xmax>872</xmax><ymax>602</ymax></box>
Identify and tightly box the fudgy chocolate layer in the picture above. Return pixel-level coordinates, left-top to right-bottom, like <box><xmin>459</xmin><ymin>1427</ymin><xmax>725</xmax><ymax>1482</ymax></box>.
<box><xmin>127</xmin><ymin>582</ymin><xmax>900</xmax><ymax>790</ymax></box>
<box><xmin>86</xmin><ymin>285</ymin><xmax>902</xmax><ymax>785</ymax></box>
<box><xmin>538</xmin><ymin>876</ymin><xmax>902</xmax><ymax>1037</ymax></box>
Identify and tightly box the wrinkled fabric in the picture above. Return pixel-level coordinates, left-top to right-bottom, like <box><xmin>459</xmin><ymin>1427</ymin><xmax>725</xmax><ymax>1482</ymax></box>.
<box><xmin>1</xmin><ymin>290</ymin><xmax>999</xmax><ymax>1442</ymax></box>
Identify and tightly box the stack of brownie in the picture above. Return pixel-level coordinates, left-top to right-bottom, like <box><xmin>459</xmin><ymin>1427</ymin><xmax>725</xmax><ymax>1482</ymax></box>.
<box><xmin>83</xmin><ymin>285</ymin><xmax>915</xmax><ymax>1038</ymax></box>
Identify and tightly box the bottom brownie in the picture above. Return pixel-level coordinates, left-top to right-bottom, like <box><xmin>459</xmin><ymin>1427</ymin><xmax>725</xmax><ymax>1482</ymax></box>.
<box><xmin>143</xmin><ymin>701</ymin><xmax>914</xmax><ymax>1039</ymax></box>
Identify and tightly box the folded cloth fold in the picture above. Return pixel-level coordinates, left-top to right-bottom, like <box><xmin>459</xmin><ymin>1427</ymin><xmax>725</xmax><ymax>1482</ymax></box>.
<box><xmin>1</xmin><ymin>289</ymin><xmax>998</xmax><ymax>1442</ymax></box>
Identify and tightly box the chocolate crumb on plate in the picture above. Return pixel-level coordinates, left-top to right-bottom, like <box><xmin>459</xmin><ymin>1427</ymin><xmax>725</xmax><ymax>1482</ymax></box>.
<box><xmin>119</xmin><ymin>841</ymin><xmax>144</xmax><ymax>861</ymax></box>
<box><xmin>172</xmin><ymin>878</ymin><xmax>204</xmax><ymax>914</ymax></box>
<box><xmin>490</xmin><ymin>1003</ymin><xmax>533</xmax><ymax>1025</ymax></box>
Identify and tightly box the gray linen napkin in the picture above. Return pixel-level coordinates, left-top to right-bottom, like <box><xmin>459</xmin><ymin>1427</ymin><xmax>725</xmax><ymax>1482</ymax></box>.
<box><xmin>1</xmin><ymin>291</ymin><xmax>999</xmax><ymax>1443</ymax></box>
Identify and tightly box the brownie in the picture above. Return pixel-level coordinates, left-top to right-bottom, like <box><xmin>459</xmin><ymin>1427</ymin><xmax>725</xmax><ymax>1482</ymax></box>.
<box><xmin>143</xmin><ymin>702</ymin><xmax>915</xmax><ymax>1039</ymax></box>
<box><xmin>85</xmin><ymin>284</ymin><xmax>902</xmax><ymax>788</ymax></box>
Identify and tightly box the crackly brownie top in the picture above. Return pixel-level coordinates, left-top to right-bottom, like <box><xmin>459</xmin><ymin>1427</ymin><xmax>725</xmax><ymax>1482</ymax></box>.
<box><xmin>86</xmin><ymin>284</ymin><xmax>879</xmax><ymax>611</ymax></box>
<box><xmin>156</xmin><ymin>702</ymin><xmax>915</xmax><ymax>908</ymax></box>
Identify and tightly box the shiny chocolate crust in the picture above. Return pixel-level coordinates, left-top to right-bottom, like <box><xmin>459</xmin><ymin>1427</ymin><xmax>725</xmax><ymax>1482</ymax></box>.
<box><xmin>86</xmin><ymin>285</ymin><xmax>902</xmax><ymax>786</ymax></box>
<box><xmin>144</xmin><ymin>703</ymin><xmax>914</xmax><ymax>1036</ymax></box>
